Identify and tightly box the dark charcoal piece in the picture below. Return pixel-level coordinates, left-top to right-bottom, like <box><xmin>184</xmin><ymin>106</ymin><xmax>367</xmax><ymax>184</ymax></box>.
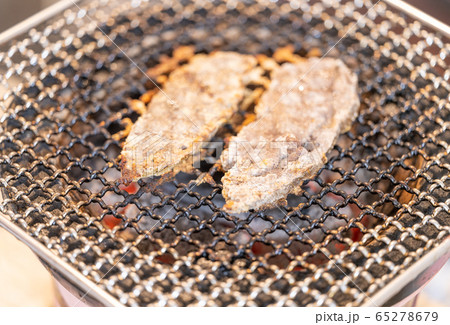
<box><xmin>293</xmin><ymin>292</ymin><xmax>315</xmax><ymax>306</ymax></box>
<box><xmin>270</xmin><ymin>279</ymin><xmax>290</xmax><ymax>294</ymax></box>
<box><xmin>139</xmin><ymin>291</ymin><xmax>158</xmax><ymax>305</ymax></box>
<box><xmin>254</xmin><ymin>293</ymin><xmax>275</xmax><ymax>307</ymax></box>
<box><xmin>218</xmin><ymin>294</ymin><xmax>235</xmax><ymax>307</ymax></box>
<box><xmin>24</xmin><ymin>85</ymin><xmax>40</xmax><ymax>98</ymax></box>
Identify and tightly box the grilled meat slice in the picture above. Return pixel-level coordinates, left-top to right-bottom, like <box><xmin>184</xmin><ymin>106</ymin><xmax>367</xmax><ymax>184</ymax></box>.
<box><xmin>121</xmin><ymin>51</ymin><xmax>259</xmax><ymax>181</ymax></box>
<box><xmin>221</xmin><ymin>58</ymin><xmax>359</xmax><ymax>213</ymax></box>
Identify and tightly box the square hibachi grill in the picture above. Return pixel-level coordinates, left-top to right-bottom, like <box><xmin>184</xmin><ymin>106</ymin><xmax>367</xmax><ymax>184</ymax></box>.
<box><xmin>0</xmin><ymin>0</ymin><xmax>449</xmax><ymax>306</ymax></box>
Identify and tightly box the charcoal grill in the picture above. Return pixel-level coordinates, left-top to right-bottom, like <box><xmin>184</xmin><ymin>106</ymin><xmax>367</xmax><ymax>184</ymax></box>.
<box><xmin>0</xmin><ymin>0</ymin><xmax>449</xmax><ymax>307</ymax></box>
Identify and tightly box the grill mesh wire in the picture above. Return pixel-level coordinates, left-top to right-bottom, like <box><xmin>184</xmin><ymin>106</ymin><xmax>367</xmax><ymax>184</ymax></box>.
<box><xmin>0</xmin><ymin>0</ymin><xmax>449</xmax><ymax>306</ymax></box>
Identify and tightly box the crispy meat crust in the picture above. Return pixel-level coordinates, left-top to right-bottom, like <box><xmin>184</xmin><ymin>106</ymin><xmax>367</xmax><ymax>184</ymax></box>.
<box><xmin>121</xmin><ymin>51</ymin><xmax>259</xmax><ymax>181</ymax></box>
<box><xmin>221</xmin><ymin>58</ymin><xmax>360</xmax><ymax>213</ymax></box>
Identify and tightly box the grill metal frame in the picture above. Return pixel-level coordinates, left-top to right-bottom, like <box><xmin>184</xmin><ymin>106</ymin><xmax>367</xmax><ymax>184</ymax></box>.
<box><xmin>0</xmin><ymin>0</ymin><xmax>449</xmax><ymax>307</ymax></box>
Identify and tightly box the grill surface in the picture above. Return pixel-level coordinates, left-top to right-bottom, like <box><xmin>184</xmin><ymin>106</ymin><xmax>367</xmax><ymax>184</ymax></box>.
<box><xmin>0</xmin><ymin>0</ymin><xmax>449</xmax><ymax>306</ymax></box>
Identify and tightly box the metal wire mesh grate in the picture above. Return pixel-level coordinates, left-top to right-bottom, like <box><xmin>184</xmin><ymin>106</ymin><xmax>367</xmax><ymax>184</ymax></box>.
<box><xmin>0</xmin><ymin>0</ymin><xmax>449</xmax><ymax>306</ymax></box>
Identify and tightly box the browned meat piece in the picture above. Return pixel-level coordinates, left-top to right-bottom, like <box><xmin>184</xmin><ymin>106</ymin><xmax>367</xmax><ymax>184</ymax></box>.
<box><xmin>221</xmin><ymin>58</ymin><xmax>359</xmax><ymax>213</ymax></box>
<box><xmin>121</xmin><ymin>51</ymin><xmax>260</xmax><ymax>181</ymax></box>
